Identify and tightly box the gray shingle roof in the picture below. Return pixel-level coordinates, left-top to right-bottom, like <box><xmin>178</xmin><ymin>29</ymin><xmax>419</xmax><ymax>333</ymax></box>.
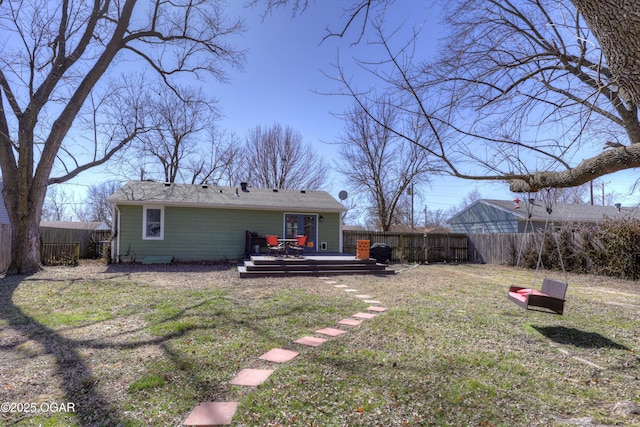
<box><xmin>108</xmin><ymin>181</ymin><xmax>346</xmax><ymax>213</ymax></box>
<box><xmin>40</xmin><ymin>221</ymin><xmax>109</xmax><ymax>230</ymax></box>
<box><xmin>481</xmin><ymin>199</ymin><xmax>640</xmax><ymax>222</ymax></box>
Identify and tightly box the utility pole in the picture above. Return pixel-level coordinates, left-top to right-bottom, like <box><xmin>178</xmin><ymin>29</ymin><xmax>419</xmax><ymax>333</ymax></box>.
<box><xmin>424</xmin><ymin>205</ymin><xmax>428</xmax><ymax>228</ymax></box>
<box><xmin>410</xmin><ymin>183</ymin><xmax>414</xmax><ymax>232</ymax></box>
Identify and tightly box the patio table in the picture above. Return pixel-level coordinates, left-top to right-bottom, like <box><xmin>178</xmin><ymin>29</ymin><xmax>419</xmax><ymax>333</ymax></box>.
<box><xmin>278</xmin><ymin>238</ymin><xmax>300</xmax><ymax>256</ymax></box>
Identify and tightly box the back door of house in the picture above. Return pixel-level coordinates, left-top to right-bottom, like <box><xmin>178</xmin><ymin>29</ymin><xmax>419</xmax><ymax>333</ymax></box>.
<box><xmin>284</xmin><ymin>214</ymin><xmax>316</xmax><ymax>252</ymax></box>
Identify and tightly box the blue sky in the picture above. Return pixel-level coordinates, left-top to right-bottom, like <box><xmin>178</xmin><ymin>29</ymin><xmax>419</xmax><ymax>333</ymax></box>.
<box><xmin>213</xmin><ymin>1</ymin><xmax>639</xmax><ymax>214</ymax></box>
<box><xmin>213</xmin><ymin>0</ymin><xmax>513</xmax><ymax>216</ymax></box>
<box><xmin>57</xmin><ymin>0</ymin><xmax>640</xmax><ymax>221</ymax></box>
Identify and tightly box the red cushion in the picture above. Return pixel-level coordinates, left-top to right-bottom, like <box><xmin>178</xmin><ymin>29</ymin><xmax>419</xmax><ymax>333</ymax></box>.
<box><xmin>516</xmin><ymin>288</ymin><xmax>545</xmax><ymax>296</ymax></box>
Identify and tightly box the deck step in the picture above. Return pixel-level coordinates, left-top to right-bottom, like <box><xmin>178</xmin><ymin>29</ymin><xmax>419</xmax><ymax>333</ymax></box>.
<box><xmin>238</xmin><ymin>266</ymin><xmax>395</xmax><ymax>278</ymax></box>
<box><xmin>238</xmin><ymin>255</ymin><xmax>395</xmax><ymax>278</ymax></box>
<box><xmin>243</xmin><ymin>260</ymin><xmax>389</xmax><ymax>272</ymax></box>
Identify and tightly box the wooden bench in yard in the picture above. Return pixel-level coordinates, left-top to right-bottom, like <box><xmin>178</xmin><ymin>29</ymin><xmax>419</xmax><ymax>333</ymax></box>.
<box><xmin>508</xmin><ymin>278</ymin><xmax>568</xmax><ymax>315</ymax></box>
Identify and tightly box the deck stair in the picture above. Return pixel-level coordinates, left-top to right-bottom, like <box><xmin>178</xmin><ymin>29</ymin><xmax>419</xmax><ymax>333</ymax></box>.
<box><xmin>238</xmin><ymin>255</ymin><xmax>395</xmax><ymax>278</ymax></box>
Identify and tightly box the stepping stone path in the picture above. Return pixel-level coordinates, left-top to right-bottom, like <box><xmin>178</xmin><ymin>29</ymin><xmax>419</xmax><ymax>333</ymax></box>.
<box><xmin>338</xmin><ymin>317</ymin><xmax>363</xmax><ymax>326</ymax></box>
<box><xmin>183</xmin><ymin>402</ymin><xmax>238</xmax><ymax>426</ymax></box>
<box><xmin>183</xmin><ymin>278</ymin><xmax>389</xmax><ymax>426</ymax></box>
<box><xmin>294</xmin><ymin>336</ymin><xmax>328</xmax><ymax>347</ymax></box>
<box><xmin>315</xmin><ymin>327</ymin><xmax>347</xmax><ymax>337</ymax></box>
<box><xmin>259</xmin><ymin>348</ymin><xmax>300</xmax><ymax>363</ymax></box>
<box><xmin>229</xmin><ymin>369</ymin><xmax>274</xmax><ymax>387</ymax></box>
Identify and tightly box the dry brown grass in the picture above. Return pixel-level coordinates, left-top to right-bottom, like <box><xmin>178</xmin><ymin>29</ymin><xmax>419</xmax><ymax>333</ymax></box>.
<box><xmin>0</xmin><ymin>261</ymin><xmax>638</xmax><ymax>426</ymax></box>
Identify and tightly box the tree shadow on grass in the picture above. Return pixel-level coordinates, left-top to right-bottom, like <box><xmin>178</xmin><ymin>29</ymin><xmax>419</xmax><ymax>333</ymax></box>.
<box><xmin>0</xmin><ymin>268</ymin><xmax>342</xmax><ymax>426</ymax></box>
<box><xmin>0</xmin><ymin>274</ymin><xmax>229</xmax><ymax>426</ymax></box>
<box><xmin>0</xmin><ymin>276</ymin><xmax>120</xmax><ymax>426</ymax></box>
<box><xmin>531</xmin><ymin>325</ymin><xmax>630</xmax><ymax>350</ymax></box>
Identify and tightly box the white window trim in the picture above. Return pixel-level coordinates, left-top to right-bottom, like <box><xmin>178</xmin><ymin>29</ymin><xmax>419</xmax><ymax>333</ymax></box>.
<box><xmin>143</xmin><ymin>205</ymin><xmax>164</xmax><ymax>240</ymax></box>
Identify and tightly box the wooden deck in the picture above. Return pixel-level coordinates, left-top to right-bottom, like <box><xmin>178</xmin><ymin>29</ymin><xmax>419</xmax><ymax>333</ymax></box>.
<box><xmin>238</xmin><ymin>255</ymin><xmax>395</xmax><ymax>278</ymax></box>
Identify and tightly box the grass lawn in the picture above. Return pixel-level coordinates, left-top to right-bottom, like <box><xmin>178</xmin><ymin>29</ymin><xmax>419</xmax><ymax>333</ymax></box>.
<box><xmin>1</xmin><ymin>262</ymin><xmax>638</xmax><ymax>426</ymax></box>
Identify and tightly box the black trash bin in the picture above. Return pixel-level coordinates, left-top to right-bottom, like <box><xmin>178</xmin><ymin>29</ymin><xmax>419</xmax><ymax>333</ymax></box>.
<box><xmin>369</xmin><ymin>243</ymin><xmax>393</xmax><ymax>264</ymax></box>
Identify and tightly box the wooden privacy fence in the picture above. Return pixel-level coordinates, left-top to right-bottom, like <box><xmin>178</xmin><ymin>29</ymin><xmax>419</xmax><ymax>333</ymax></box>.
<box><xmin>467</xmin><ymin>233</ymin><xmax>547</xmax><ymax>265</ymax></box>
<box><xmin>343</xmin><ymin>230</ymin><xmax>468</xmax><ymax>263</ymax></box>
<box><xmin>40</xmin><ymin>227</ymin><xmax>110</xmax><ymax>259</ymax></box>
<box><xmin>0</xmin><ymin>226</ymin><xmax>110</xmax><ymax>271</ymax></box>
<box><xmin>40</xmin><ymin>242</ymin><xmax>80</xmax><ymax>266</ymax></box>
<box><xmin>0</xmin><ymin>224</ymin><xmax>10</xmax><ymax>272</ymax></box>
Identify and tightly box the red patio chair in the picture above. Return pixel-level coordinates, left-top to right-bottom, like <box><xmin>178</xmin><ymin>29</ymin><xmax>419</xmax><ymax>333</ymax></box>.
<box><xmin>289</xmin><ymin>235</ymin><xmax>307</xmax><ymax>257</ymax></box>
<box><xmin>265</xmin><ymin>235</ymin><xmax>285</xmax><ymax>257</ymax></box>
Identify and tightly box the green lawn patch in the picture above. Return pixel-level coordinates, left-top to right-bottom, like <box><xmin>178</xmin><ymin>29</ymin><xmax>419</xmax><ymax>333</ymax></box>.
<box><xmin>1</xmin><ymin>263</ymin><xmax>638</xmax><ymax>426</ymax></box>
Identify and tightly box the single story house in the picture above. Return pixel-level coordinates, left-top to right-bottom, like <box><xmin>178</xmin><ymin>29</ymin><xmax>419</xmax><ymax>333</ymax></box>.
<box><xmin>449</xmin><ymin>199</ymin><xmax>640</xmax><ymax>233</ymax></box>
<box><xmin>107</xmin><ymin>181</ymin><xmax>346</xmax><ymax>263</ymax></box>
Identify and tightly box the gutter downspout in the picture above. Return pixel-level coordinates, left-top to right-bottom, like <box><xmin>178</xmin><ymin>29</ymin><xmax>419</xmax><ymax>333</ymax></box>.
<box><xmin>339</xmin><ymin>215</ymin><xmax>343</xmax><ymax>253</ymax></box>
<box><xmin>112</xmin><ymin>204</ymin><xmax>121</xmax><ymax>262</ymax></box>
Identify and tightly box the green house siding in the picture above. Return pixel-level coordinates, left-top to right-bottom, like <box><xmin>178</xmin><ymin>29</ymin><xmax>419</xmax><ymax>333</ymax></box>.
<box><xmin>316</xmin><ymin>212</ymin><xmax>341</xmax><ymax>250</ymax></box>
<box><xmin>117</xmin><ymin>204</ymin><xmax>341</xmax><ymax>261</ymax></box>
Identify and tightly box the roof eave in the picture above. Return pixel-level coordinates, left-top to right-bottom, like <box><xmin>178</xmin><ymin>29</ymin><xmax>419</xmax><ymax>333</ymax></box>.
<box><xmin>110</xmin><ymin>199</ymin><xmax>345</xmax><ymax>213</ymax></box>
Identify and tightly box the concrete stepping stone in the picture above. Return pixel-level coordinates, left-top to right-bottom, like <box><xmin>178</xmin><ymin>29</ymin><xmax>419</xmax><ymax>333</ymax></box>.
<box><xmin>344</xmin><ymin>289</ymin><xmax>357</xmax><ymax>292</ymax></box>
<box><xmin>338</xmin><ymin>318</ymin><xmax>362</xmax><ymax>326</ymax></box>
<box><xmin>259</xmin><ymin>348</ymin><xmax>300</xmax><ymax>363</ymax></box>
<box><xmin>315</xmin><ymin>327</ymin><xmax>347</xmax><ymax>337</ymax></box>
<box><xmin>293</xmin><ymin>336</ymin><xmax>327</xmax><ymax>347</ymax></box>
<box><xmin>325</xmin><ymin>280</ymin><xmax>338</xmax><ymax>284</ymax></box>
<box><xmin>355</xmin><ymin>294</ymin><xmax>372</xmax><ymax>299</ymax></box>
<box><xmin>229</xmin><ymin>369</ymin><xmax>274</xmax><ymax>387</ymax></box>
<box><xmin>334</xmin><ymin>284</ymin><xmax>348</xmax><ymax>288</ymax></box>
<box><xmin>353</xmin><ymin>312</ymin><xmax>377</xmax><ymax>319</ymax></box>
<box><xmin>183</xmin><ymin>401</ymin><xmax>238</xmax><ymax>426</ymax></box>
<box><xmin>364</xmin><ymin>300</ymin><xmax>381</xmax><ymax>304</ymax></box>
<box><xmin>368</xmin><ymin>306</ymin><xmax>388</xmax><ymax>312</ymax></box>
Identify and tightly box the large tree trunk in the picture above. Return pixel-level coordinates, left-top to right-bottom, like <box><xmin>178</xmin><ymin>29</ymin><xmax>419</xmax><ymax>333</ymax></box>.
<box><xmin>8</xmin><ymin>210</ymin><xmax>42</xmax><ymax>275</ymax></box>
<box><xmin>2</xmin><ymin>155</ymin><xmax>47</xmax><ymax>275</ymax></box>
<box><xmin>571</xmin><ymin>1</ymin><xmax>640</xmax><ymax>108</ymax></box>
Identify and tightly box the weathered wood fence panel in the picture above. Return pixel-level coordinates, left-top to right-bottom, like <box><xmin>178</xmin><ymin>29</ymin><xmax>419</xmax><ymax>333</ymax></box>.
<box><xmin>40</xmin><ymin>242</ymin><xmax>80</xmax><ymax>266</ymax></box>
<box><xmin>343</xmin><ymin>230</ymin><xmax>468</xmax><ymax>263</ymax></box>
<box><xmin>467</xmin><ymin>233</ymin><xmax>539</xmax><ymax>265</ymax></box>
<box><xmin>0</xmin><ymin>224</ymin><xmax>11</xmax><ymax>272</ymax></box>
<box><xmin>40</xmin><ymin>228</ymin><xmax>110</xmax><ymax>259</ymax></box>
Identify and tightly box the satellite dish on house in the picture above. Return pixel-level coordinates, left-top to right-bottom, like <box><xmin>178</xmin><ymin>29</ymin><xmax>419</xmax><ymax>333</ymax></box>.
<box><xmin>338</xmin><ymin>190</ymin><xmax>348</xmax><ymax>201</ymax></box>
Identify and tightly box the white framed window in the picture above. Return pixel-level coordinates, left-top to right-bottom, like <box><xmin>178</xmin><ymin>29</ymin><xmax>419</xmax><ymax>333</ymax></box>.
<box><xmin>143</xmin><ymin>206</ymin><xmax>164</xmax><ymax>240</ymax></box>
<box><xmin>472</xmin><ymin>225</ymin><xmax>486</xmax><ymax>233</ymax></box>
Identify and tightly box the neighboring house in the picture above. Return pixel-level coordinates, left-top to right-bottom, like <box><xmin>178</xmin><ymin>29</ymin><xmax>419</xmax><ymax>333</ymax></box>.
<box><xmin>449</xmin><ymin>199</ymin><xmax>640</xmax><ymax>233</ymax></box>
<box><xmin>107</xmin><ymin>181</ymin><xmax>346</xmax><ymax>262</ymax></box>
<box><xmin>0</xmin><ymin>179</ymin><xmax>9</xmax><ymax>225</ymax></box>
<box><xmin>386</xmin><ymin>225</ymin><xmax>451</xmax><ymax>234</ymax></box>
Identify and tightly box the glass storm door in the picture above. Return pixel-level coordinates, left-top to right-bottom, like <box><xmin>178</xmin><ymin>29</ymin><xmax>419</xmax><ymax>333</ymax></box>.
<box><xmin>284</xmin><ymin>214</ymin><xmax>316</xmax><ymax>252</ymax></box>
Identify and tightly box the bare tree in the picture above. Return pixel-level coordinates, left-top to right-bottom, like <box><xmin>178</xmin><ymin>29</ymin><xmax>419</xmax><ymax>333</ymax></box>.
<box><xmin>75</xmin><ymin>181</ymin><xmax>121</xmax><ymax>228</ymax></box>
<box><xmin>0</xmin><ymin>0</ymin><xmax>244</xmax><ymax>273</ymax></box>
<box><xmin>185</xmin><ymin>129</ymin><xmax>243</xmax><ymax>186</ymax></box>
<box><xmin>336</xmin><ymin>100</ymin><xmax>431</xmax><ymax>231</ymax></box>
<box><xmin>243</xmin><ymin>123</ymin><xmax>328</xmax><ymax>189</ymax></box>
<box><xmin>42</xmin><ymin>186</ymin><xmax>73</xmax><ymax>222</ymax></box>
<box><xmin>257</xmin><ymin>0</ymin><xmax>640</xmax><ymax>193</ymax></box>
<box><xmin>131</xmin><ymin>84</ymin><xmax>218</xmax><ymax>183</ymax></box>
<box><xmin>427</xmin><ymin>0</ymin><xmax>640</xmax><ymax>192</ymax></box>
<box><xmin>425</xmin><ymin>207</ymin><xmax>450</xmax><ymax>229</ymax></box>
